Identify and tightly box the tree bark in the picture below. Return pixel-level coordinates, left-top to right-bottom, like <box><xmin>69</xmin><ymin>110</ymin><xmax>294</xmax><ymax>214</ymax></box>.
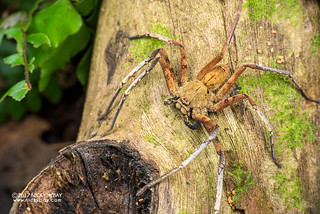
<box><xmin>11</xmin><ymin>0</ymin><xmax>320</xmax><ymax>213</ymax></box>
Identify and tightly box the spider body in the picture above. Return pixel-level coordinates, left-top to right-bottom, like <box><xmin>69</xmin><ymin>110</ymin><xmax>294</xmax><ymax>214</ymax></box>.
<box><xmin>100</xmin><ymin>0</ymin><xmax>319</xmax><ymax>212</ymax></box>
<box><xmin>199</xmin><ymin>64</ymin><xmax>230</xmax><ymax>91</ymax></box>
<box><xmin>169</xmin><ymin>80</ymin><xmax>215</xmax><ymax>115</ymax></box>
<box><xmin>168</xmin><ymin>64</ymin><xmax>230</xmax><ymax>118</ymax></box>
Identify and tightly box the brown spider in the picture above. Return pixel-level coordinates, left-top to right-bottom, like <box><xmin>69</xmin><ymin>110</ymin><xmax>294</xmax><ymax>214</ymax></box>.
<box><xmin>99</xmin><ymin>1</ymin><xmax>319</xmax><ymax>212</ymax></box>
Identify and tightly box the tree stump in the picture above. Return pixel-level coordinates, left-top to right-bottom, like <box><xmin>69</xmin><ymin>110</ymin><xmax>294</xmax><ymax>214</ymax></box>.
<box><xmin>10</xmin><ymin>140</ymin><xmax>158</xmax><ymax>213</ymax></box>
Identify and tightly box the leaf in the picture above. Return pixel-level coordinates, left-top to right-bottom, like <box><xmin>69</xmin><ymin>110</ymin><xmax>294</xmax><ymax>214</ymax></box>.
<box><xmin>0</xmin><ymin>34</ymin><xmax>3</xmax><ymax>46</ymax></box>
<box><xmin>0</xmin><ymin>98</ymin><xmax>28</xmax><ymax>121</ymax></box>
<box><xmin>3</xmin><ymin>53</ymin><xmax>24</xmax><ymax>67</ymax></box>
<box><xmin>0</xmin><ymin>80</ymin><xmax>30</xmax><ymax>102</ymax></box>
<box><xmin>24</xmin><ymin>0</ymin><xmax>47</xmax><ymax>31</ymax></box>
<box><xmin>26</xmin><ymin>89</ymin><xmax>42</xmax><ymax>112</ymax></box>
<box><xmin>43</xmin><ymin>76</ymin><xmax>62</xmax><ymax>103</ymax></box>
<box><xmin>26</xmin><ymin>33</ymin><xmax>51</xmax><ymax>48</ymax></box>
<box><xmin>85</xmin><ymin>0</ymin><xmax>101</xmax><ymax>28</ymax></box>
<box><xmin>28</xmin><ymin>0</ymin><xmax>83</xmax><ymax>48</ymax></box>
<box><xmin>0</xmin><ymin>28</ymin><xmax>23</xmax><ymax>53</ymax></box>
<box><xmin>7</xmin><ymin>98</ymin><xmax>28</xmax><ymax>120</ymax></box>
<box><xmin>35</xmin><ymin>24</ymin><xmax>91</xmax><ymax>91</ymax></box>
<box><xmin>28</xmin><ymin>57</ymin><xmax>36</xmax><ymax>73</ymax></box>
<box><xmin>38</xmin><ymin>72</ymin><xmax>51</xmax><ymax>92</ymax></box>
<box><xmin>74</xmin><ymin>0</ymin><xmax>97</xmax><ymax>16</ymax></box>
<box><xmin>76</xmin><ymin>44</ymin><xmax>92</xmax><ymax>86</ymax></box>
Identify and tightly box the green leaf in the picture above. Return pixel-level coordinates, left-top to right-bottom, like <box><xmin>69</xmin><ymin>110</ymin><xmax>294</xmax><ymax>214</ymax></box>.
<box><xmin>35</xmin><ymin>24</ymin><xmax>91</xmax><ymax>91</ymax></box>
<box><xmin>28</xmin><ymin>0</ymin><xmax>83</xmax><ymax>48</ymax></box>
<box><xmin>28</xmin><ymin>57</ymin><xmax>35</xmax><ymax>73</ymax></box>
<box><xmin>74</xmin><ymin>0</ymin><xmax>97</xmax><ymax>16</ymax></box>
<box><xmin>0</xmin><ymin>34</ymin><xmax>3</xmax><ymax>46</ymax></box>
<box><xmin>26</xmin><ymin>33</ymin><xmax>51</xmax><ymax>48</ymax></box>
<box><xmin>26</xmin><ymin>89</ymin><xmax>42</xmax><ymax>112</ymax></box>
<box><xmin>76</xmin><ymin>44</ymin><xmax>92</xmax><ymax>86</ymax></box>
<box><xmin>0</xmin><ymin>41</ymin><xmax>25</xmax><ymax>86</ymax></box>
<box><xmin>3</xmin><ymin>53</ymin><xmax>24</xmax><ymax>67</ymax></box>
<box><xmin>0</xmin><ymin>80</ymin><xmax>30</xmax><ymax>102</ymax></box>
<box><xmin>43</xmin><ymin>76</ymin><xmax>62</xmax><ymax>103</ymax></box>
<box><xmin>0</xmin><ymin>28</ymin><xmax>23</xmax><ymax>53</ymax></box>
<box><xmin>6</xmin><ymin>98</ymin><xmax>28</xmax><ymax>120</ymax></box>
<box><xmin>24</xmin><ymin>0</ymin><xmax>47</xmax><ymax>31</ymax></box>
<box><xmin>38</xmin><ymin>72</ymin><xmax>51</xmax><ymax>91</ymax></box>
<box><xmin>85</xmin><ymin>0</ymin><xmax>101</xmax><ymax>28</ymax></box>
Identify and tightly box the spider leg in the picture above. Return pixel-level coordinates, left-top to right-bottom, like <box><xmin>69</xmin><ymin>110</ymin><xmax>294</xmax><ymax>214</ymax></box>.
<box><xmin>191</xmin><ymin>114</ymin><xmax>225</xmax><ymax>214</ymax></box>
<box><xmin>164</xmin><ymin>98</ymin><xmax>200</xmax><ymax>129</ymax></box>
<box><xmin>129</xmin><ymin>32</ymin><xmax>188</xmax><ymax>85</ymax></box>
<box><xmin>164</xmin><ymin>97</ymin><xmax>179</xmax><ymax>105</ymax></box>
<box><xmin>158</xmin><ymin>48</ymin><xmax>179</xmax><ymax>95</ymax></box>
<box><xmin>196</xmin><ymin>0</ymin><xmax>243</xmax><ymax>80</ymax></box>
<box><xmin>184</xmin><ymin>115</ymin><xmax>200</xmax><ymax>130</ymax></box>
<box><xmin>136</xmin><ymin>121</ymin><xmax>220</xmax><ymax>197</ymax></box>
<box><xmin>98</xmin><ymin>48</ymin><xmax>161</xmax><ymax>121</ymax></box>
<box><xmin>100</xmin><ymin>57</ymin><xmax>160</xmax><ymax>136</ymax></box>
<box><xmin>212</xmin><ymin>93</ymin><xmax>282</xmax><ymax>168</ymax></box>
<box><xmin>216</xmin><ymin>63</ymin><xmax>320</xmax><ymax>103</ymax></box>
<box><xmin>100</xmin><ymin>47</ymin><xmax>181</xmax><ymax>135</ymax></box>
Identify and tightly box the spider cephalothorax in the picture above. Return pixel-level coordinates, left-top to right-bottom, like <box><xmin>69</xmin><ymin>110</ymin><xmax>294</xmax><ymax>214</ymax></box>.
<box><xmin>164</xmin><ymin>64</ymin><xmax>230</xmax><ymax>129</ymax></box>
<box><xmin>99</xmin><ymin>0</ymin><xmax>319</xmax><ymax>212</ymax></box>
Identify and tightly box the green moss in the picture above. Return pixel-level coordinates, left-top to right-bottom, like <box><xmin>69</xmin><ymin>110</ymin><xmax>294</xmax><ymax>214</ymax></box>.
<box><xmin>123</xmin><ymin>61</ymin><xmax>131</xmax><ymax>67</ymax></box>
<box><xmin>237</xmin><ymin>62</ymin><xmax>318</xmax><ymax>157</ymax></box>
<box><xmin>227</xmin><ymin>161</ymin><xmax>255</xmax><ymax>203</ymax></box>
<box><xmin>244</xmin><ymin>0</ymin><xmax>304</xmax><ymax>25</ymax></box>
<box><xmin>202</xmin><ymin>173</ymin><xmax>216</xmax><ymax>199</ymax></box>
<box><xmin>244</xmin><ymin>0</ymin><xmax>276</xmax><ymax>23</ymax></box>
<box><xmin>129</xmin><ymin>22</ymin><xmax>176</xmax><ymax>62</ymax></box>
<box><xmin>274</xmin><ymin>169</ymin><xmax>305</xmax><ymax>211</ymax></box>
<box><xmin>311</xmin><ymin>33</ymin><xmax>320</xmax><ymax>57</ymax></box>
<box><xmin>119</xmin><ymin>86</ymin><xmax>127</xmax><ymax>93</ymax></box>
<box><xmin>237</xmin><ymin>58</ymin><xmax>317</xmax><ymax>212</ymax></box>
<box><xmin>145</xmin><ymin>135</ymin><xmax>160</xmax><ymax>146</ymax></box>
<box><xmin>269</xmin><ymin>54</ymin><xmax>284</xmax><ymax>70</ymax></box>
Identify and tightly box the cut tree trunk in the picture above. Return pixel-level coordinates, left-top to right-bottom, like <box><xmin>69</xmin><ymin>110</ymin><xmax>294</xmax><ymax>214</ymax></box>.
<box><xmin>11</xmin><ymin>0</ymin><xmax>320</xmax><ymax>213</ymax></box>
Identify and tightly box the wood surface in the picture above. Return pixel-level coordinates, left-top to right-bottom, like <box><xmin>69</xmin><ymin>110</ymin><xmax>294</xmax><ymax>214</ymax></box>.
<box><xmin>11</xmin><ymin>0</ymin><xmax>320</xmax><ymax>213</ymax></box>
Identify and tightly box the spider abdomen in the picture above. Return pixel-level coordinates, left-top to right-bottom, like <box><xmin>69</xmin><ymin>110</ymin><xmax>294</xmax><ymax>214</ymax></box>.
<box><xmin>201</xmin><ymin>64</ymin><xmax>229</xmax><ymax>90</ymax></box>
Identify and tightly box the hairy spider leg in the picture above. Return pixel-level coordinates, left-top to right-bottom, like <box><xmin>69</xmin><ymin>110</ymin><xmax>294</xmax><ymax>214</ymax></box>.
<box><xmin>183</xmin><ymin>115</ymin><xmax>200</xmax><ymax>129</ymax></box>
<box><xmin>158</xmin><ymin>48</ymin><xmax>179</xmax><ymax>95</ymax></box>
<box><xmin>136</xmin><ymin>124</ymin><xmax>220</xmax><ymax>197</ymax></box>
<box><xmin>217</xmin><ymin>64</ymin><xmax>320</xmax><ymax>103</ymax></box>
<box><xmin>101</xmin><ymin>57</ymin><xmax>160</xmax><ymax>137</ymax></box>
<box><xmin>196</xmin><ymin>0</ymin><xmax>243</xmax><ymax>80</ymax></box>
<box><xmin>98</xmin><ymin>48</ymin><xmax>161</xmax><ymax>122</ymax></box>
<box><xmin>212</xmin><ymin>93</ymin><xmax>282</xmax><ymax>168</ymax></box>
<box><xmin>191</xmin><ymin>114</ymin><xmax>225</xmax><ymax>214</ymax></box>
<box><xmin>129</xmin><ymin>32</ymin><xmax>188</xmax><ymax>85</ymax></box>
<box><xmin>213</xmin><ymin>64</ymin><xmax>320</xmax><ymax>167</ymax></box>
<box><xmin>164</xmin><ymin>98</ymin><xmax>200</xmax><ymax>129</ymax></box>
<box><xmin>100</xmin><ymin>47</ymin><xmax>182</xmax><ymax>135</ymax></box>
<box><xmin>214</xmin><ymin>139</ymin><xmax>225</xmax><ymax>214</ymax></box>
